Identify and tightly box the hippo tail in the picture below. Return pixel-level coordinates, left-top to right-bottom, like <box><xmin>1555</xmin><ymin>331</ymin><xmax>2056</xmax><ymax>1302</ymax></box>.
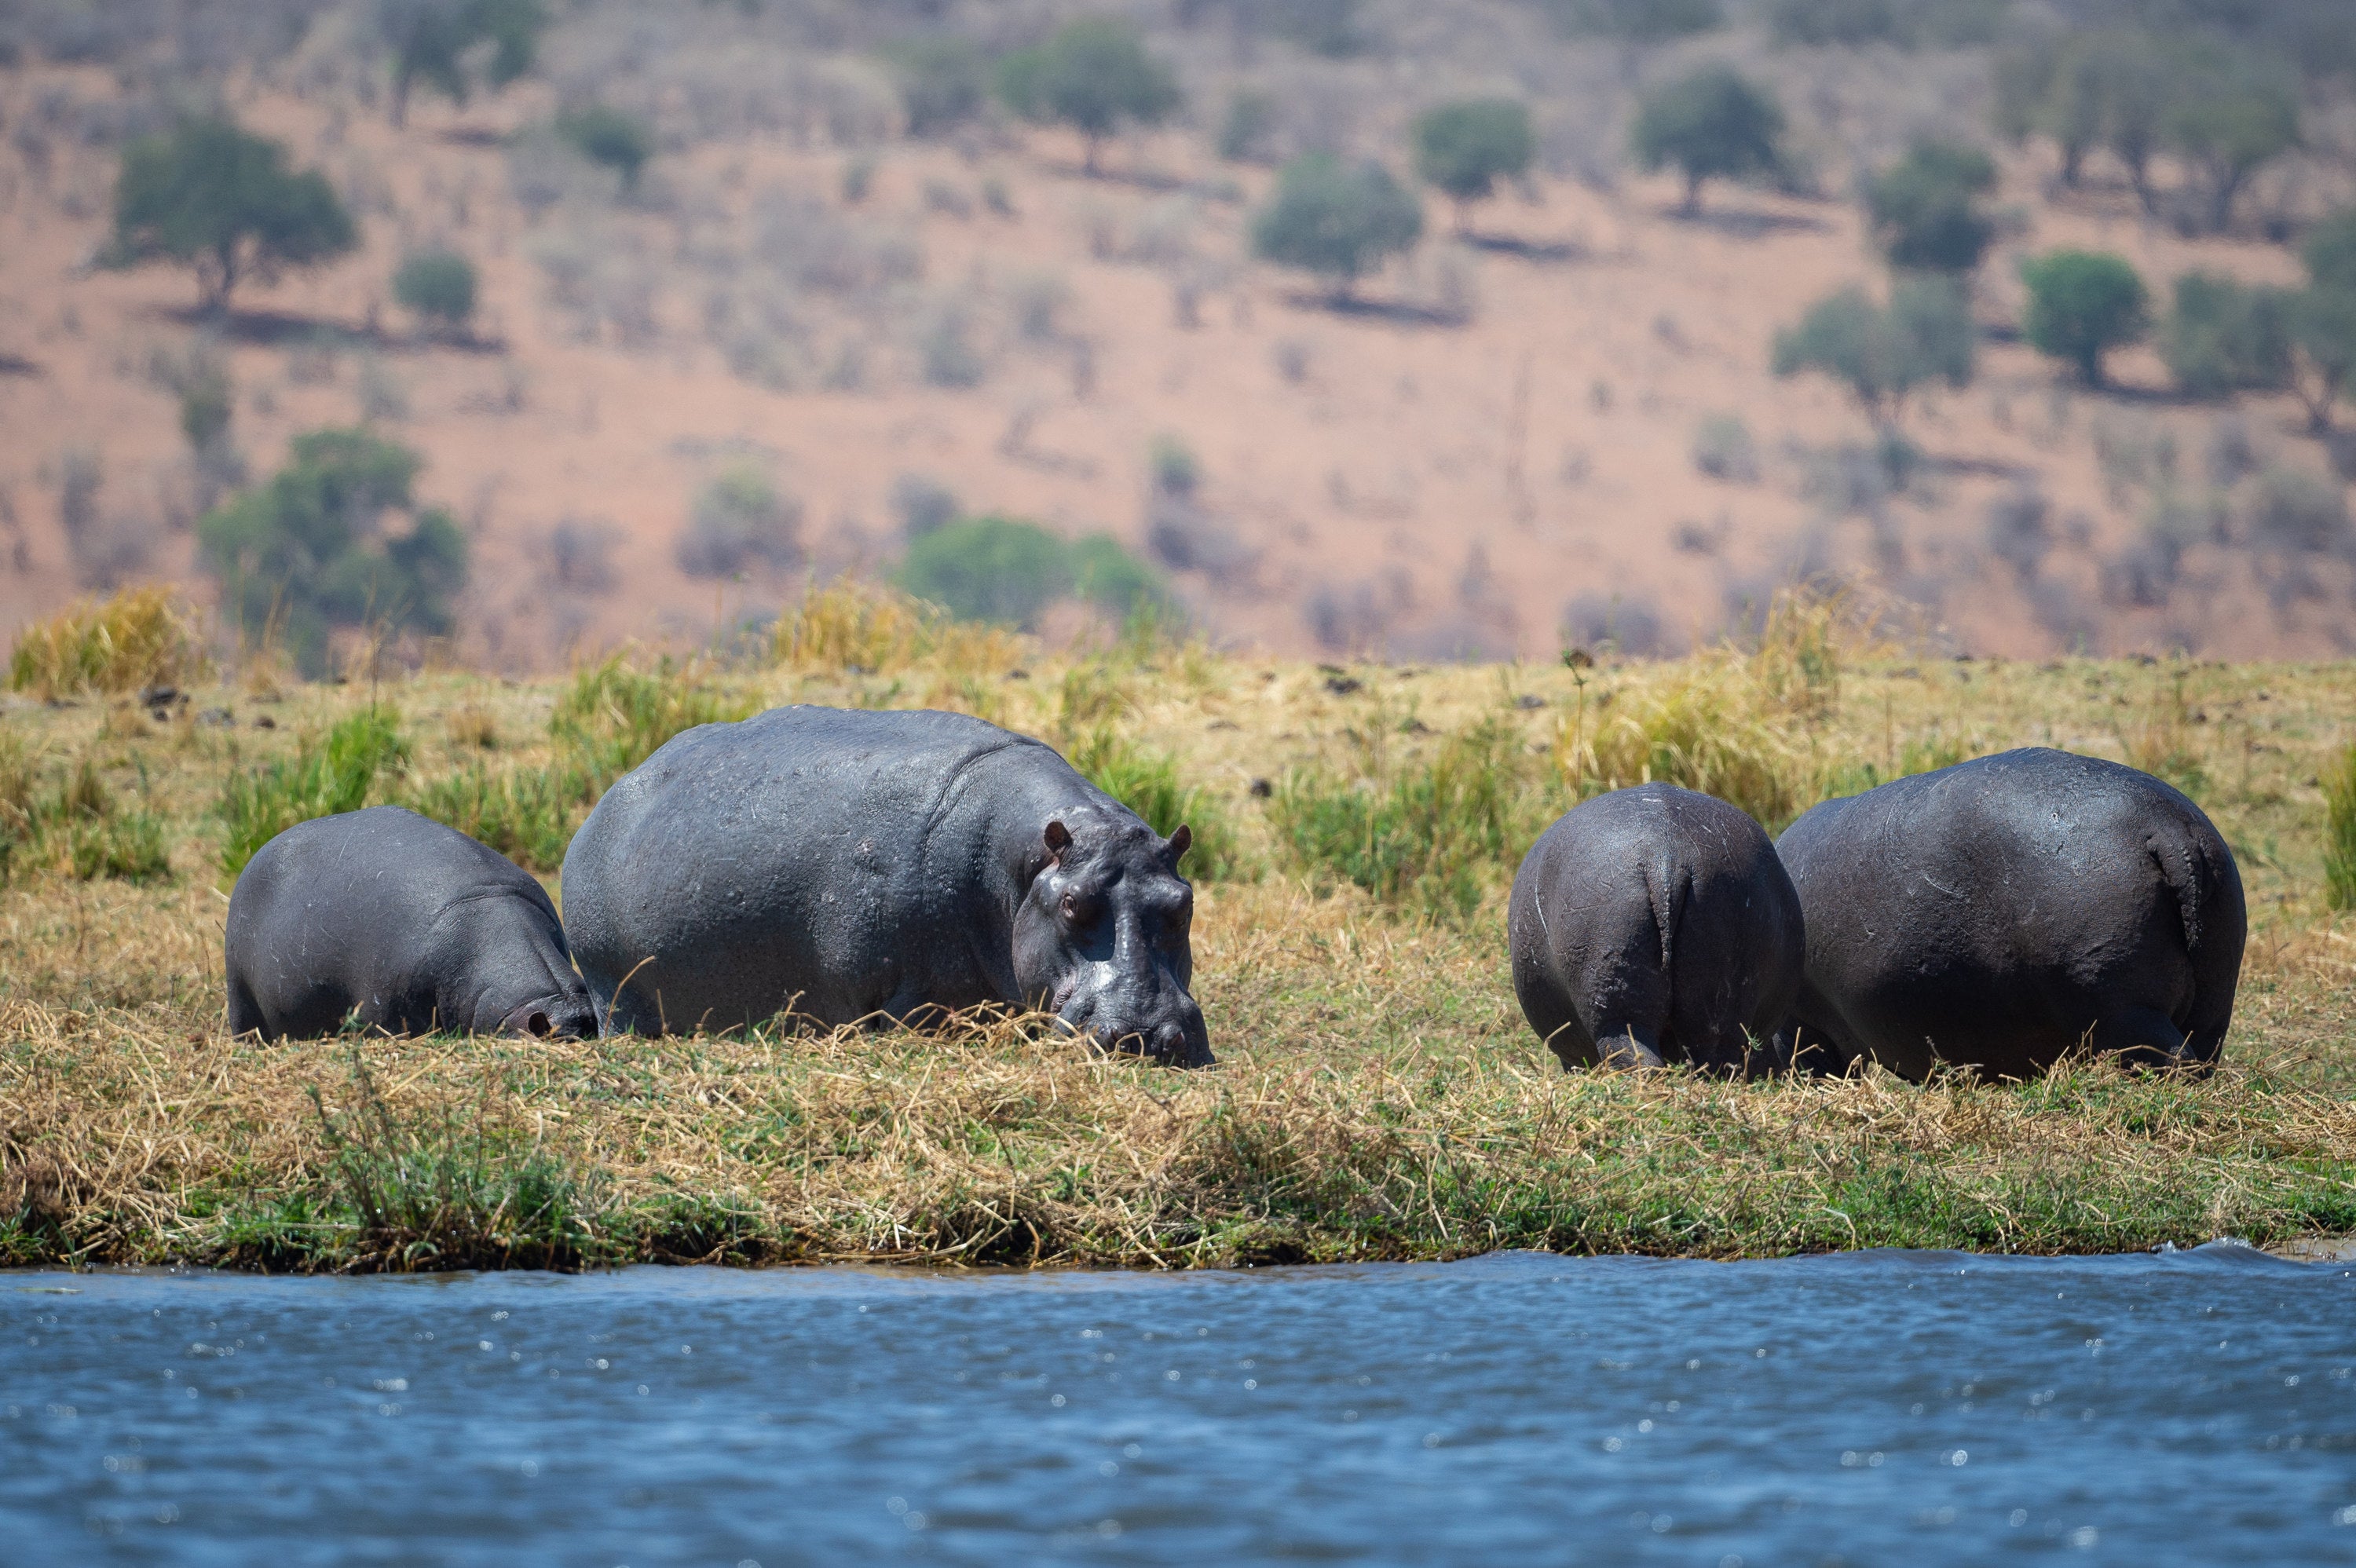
<box><xmin>2147</xmin><ymin>824</ymin><xmax>2237</xmax><ymax>960</ymax></box>
<box><xmin>1644</xmin><ymin>851</ymin><xmax>1685</xmax><ymax>978</ymax></box>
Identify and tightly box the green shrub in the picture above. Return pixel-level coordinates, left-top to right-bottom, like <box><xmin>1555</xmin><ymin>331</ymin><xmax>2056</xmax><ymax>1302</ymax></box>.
<box><xmin>1272</xmin><ymin>718</ymin><xmax>1534</xmax><ymax>922</ymax></box>
<box><xmin>1249</xmin><ymin>153</ymin><xmax>1424</xmax><ymax>303</ymax></box>
<box><xmin>1070</xmin><ymin>730</ymin><xmax>1236</xmax><ymax>881</ymax></box>
<box><xmin>383</xmin><ymin>0</ymin><xmax>546</xmax><ymax>129</ymax></box>
<box><xmin>218</xmin><ymin>707</ymin><xmax>410</xmax><ymax>879</ymax></box>
<box><xmin>2288</xmin><ymin>286</ymin><xmax>2356</xmax><ymax>433</ymax></box>
<box><xmin>1772</xmin><ymin>276</ymin><xmax>1974</xmax><ymax>429</ymax></box>
<box><xmin>198</xmin><ymin>428</ymin><xmax>468</xmax><ymax>676</ymax></box>
<box><xmin>2018</xmin><ymin>250</ymin><xmax>2148</xmax><ymax>388</ymax></box>
<box><xmin>70</xmin><ymin>810</ymin><xmax>170</xmax><ymax>883</ymax></box>
<box><xmin>1630</xmin><ymin>65</ymin><xmax>1783</xmax><ymax>215</ymax></box>
<box><xmin>997</xmin><ymin>18</ymin><xmax>1181</xmax><ymax>176</ymax></box>
<box><xmin>1070</xmin><ymin>534</ymin><xmax>1168</xmax><ymax>622</ymax></box>
<box><xmin>883</xmin><ymin>35</ymin><xmax>988</xmax><ymax>137</ymax></box>
<box><xmin>403</xmin><ymin>762</ymin><xmax>576</xmax><ymax>872</ymax></box>
<box><xmin>677</xmin><ymin>466</ymin><xmax>801</xmax><ymax>579</ymax></box>
<box><xmin>898</xmin><ymin>515</ymin><xmax>1074</xmax><ymax>628</ymax></box>
<box><xmin>392</xmin><ymin>248</ymin><xmax>478</xmax><ymax>334</ymax></box>
<box><xmin>2160</xmin><ymin>272</ymin><xmax>2292</xmax><ymax>400</ymax></box>
<box><xmin>2325</xmin><ymin>742</ymin><xmax>2356</xmax><ymax>911</ymax></box>
<box><xmin>2165</xmin><ymin>60</ymin><xmax>2299</xmax><ymax>234</ymax></box>
<box><xmin>103</xmin><ymin>115</ymin><xmax>357</xmax><ymax>315</ymax></box>
<box><xmin>1411</xmin><ymin>98</ymin><xmax>1534</xmax><ymax>231</ymax></box>
<box><xmin>2306</xmin><ymin>208</ymin><xmax>2356</xmax><ymax>295</ymax></box>
<box><xmin>1219</xmin><ymin>89</ymin><xmax>1278</xmax><ymax>164</ymax></box>
<box><xmin>551</xmin><ymin>654</ymin><xmax>752</xmax><ymax>782</ymax></box>
<box><xmin>1864</xmin><ymin>139</ymin><xmax>1996</xmax><ymax>275</ymax></box>
<box><xmin>554</xmin><ymin>102</ymin><xmax>654</xmax><ymax>190</ymax></box>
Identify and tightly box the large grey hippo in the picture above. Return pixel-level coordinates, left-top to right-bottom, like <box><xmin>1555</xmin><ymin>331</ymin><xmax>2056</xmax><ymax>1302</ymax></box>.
<box><xmin>1508</xmin><ymin>783</ymin><xmax>1804</xmax><ymax>1074</ymax></box>
<box><xmin>225</xmin><ymin>806</ymin><xmax>598</xmax><ymax>1041</ymax></box>
<box><xmin>559</xmin><ymin>706</ymin><xmax>1212</xmax><ymax>1064</ymax></box>
<box><xmin>1775</xmin><ymin>747</ymin><xmax>2244</xmax><ymax>1080</ymax></box>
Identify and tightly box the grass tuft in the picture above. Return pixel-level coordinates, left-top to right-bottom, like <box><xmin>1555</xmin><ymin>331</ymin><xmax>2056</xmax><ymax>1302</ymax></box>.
<box><xmin>217</xmin><ymin>706</ymin><xmax>408</xmax><ymax>879</ymax></box>
<box><xmin>9</xmin><ymin>587</ymin><xmax>207</xmax><ymax>699</ymax></box>
<box><xmin>2325</xmin><ymin>740</ymin><xmax>2356</xmax><ymax>912</ymax></box>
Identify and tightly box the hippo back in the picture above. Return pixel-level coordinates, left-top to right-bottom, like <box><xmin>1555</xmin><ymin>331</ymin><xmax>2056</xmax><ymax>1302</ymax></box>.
<box><xmin>560</xmin><ymin>705</ymin><xmax>1125</xmax><ymax>1036</ymax></box>
<box><xmin>1776</xmin><ymin>747</ymin><xmax>2244</xmax><ymax>1080</ymax></box>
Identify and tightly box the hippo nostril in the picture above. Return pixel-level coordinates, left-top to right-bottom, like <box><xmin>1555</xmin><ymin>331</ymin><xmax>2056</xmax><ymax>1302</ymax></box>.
<box><xmin>526</xmin><ymin>1010</ymin><xmax>552</xmax><ymax>1038</ymax></box>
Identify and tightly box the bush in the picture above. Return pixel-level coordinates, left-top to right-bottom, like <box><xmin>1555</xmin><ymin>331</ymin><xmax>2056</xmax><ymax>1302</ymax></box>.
<box><xmin>1692</xmin><ymin>414</ymin><xmax>1760</xmax><ymax>482</ymax></box>
<box><xmin>198</xmin><ymin>428</ymin><xmax>467</xmax><ymax>676</ymax></box>
<box><xmin>1411</xmin><ymin>99</ymin><xmax>1534</xmax><ymax>231</ymax></box>
<box><xmin>1772</xmin><ymin>276</ymin><xmax>1974</xmax><ymax>428</ymax></box>
<box><xmin>2018</xmin><ymin>250</ymin><xmax>2148</xmax><ymax>388</ymax></box>
<box><xmin>9</xmin><ymin>586</ymin><xmax>204</xmax><ymax>698</ymax></box>
<box><xmin>1630</xmin><ymin>66</ymin><xmax>1784</xmax><ymax>215</ymax></box>
<box><xmin>1218</xmin><ymin>89</ymin><xmax>1277</xmax><ymax>165</ymax></box>
<box><xmin>2288</xmin><ymin>287</ymin><xmax>2356</xmax><ymax>433</ymax></box>
<box><xmin>1864</xmin><ymin>140</ymin><xmax>1996</xmax><ymax>275</ymax></box>
<box><xmin>2160</xmin><ymin>272</ymin><xmax>2292</xmax><ymax>400</ymax></box>
<box><xmin>1070</xmin><ymin>534</ymin><xmax>1168</xmax><ymax>623</ymax></box>
<box><xmin>891</xmin><ymin>473</ymin><xmax>960</xmax><ymax>539</ymax></box>
<box><xmin>677</xmin><ymin>466</ymin><xmax>802</xmax><ymax>579</ymax></box>
<box><xmin>898</xmin><ymin>514</ymin><xmax>1073</xmax><ymax>628</ymax></box>
<box><xmin>381</xmin><ymin>0</ymin><xmax>546</xmax><ymax>128</ymax></box>
<box><xmin>104</xmin><ymin>115</ymin><xmax>357</xmax><ymax>315</ymax></box>
<box><xmin>997</xmin><ymin>18</ymin><xmax>1181</xmax><ymax>176</ymax></box>
<box><xmin>1272</xmin><ymin>717</ymin><xmax>1534</xmax><ymax>923</ymax></box>
<box><xmin>2307</xmin><ymin>209</ymin><xmax>2356</xmax><ymax>295</ymax></box>
<box><xmin>2244</xmin><ymin>465</ymin><xmax>2350</xmax><ymax>555</ymax></box>
<box><xmin>883</xmin><ymin>36</ymin><xmax>988</xmax><ymax>138</ymax></box>
<box><xmin>2325</xmin><ymin>743</ymin><xmax>2356</xmax><ymax>912</ymax></box>
<box><xmin>1069</xmin><ymin>730</ymin><xmax>1235</xmax><ymax>882</ymax></box>
<box><xmin>554</xmin><ymin>103</ymin><xmax>655</xmax><ymax>191</ymax></box>
<box><xmin>218</xmin><ymin>707</ymin><xmax>409</xmax><ymax>879</ymax></box>
<box><xmin>392</xmin><ymin>248</ymin><xmax>477</xmax><ymax>336</ymax></box>
<box><xmin>1249</xmin><ymin>154</ymin><xmax>1424</xmax><ymax>303</ymax></box>
<box><xmin>1559</xmin><ymin>662</ymin><xmax>1803</xmax><ymax>832</ymax></box>
<box><xmin>548</xmin><ymin>653</ymin><xmax>753</xmax><ymax>783</ymax></box>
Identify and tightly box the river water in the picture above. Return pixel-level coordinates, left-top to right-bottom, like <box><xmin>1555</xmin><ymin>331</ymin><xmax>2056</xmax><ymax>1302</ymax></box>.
<box><xmin>0</xmin><ymin>1245</ymin><xmax>2350</xmax><ymax>1566</ymax></box>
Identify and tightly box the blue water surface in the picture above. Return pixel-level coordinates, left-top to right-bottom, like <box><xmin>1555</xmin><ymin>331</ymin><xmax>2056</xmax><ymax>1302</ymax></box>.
<box><xmin>0</xmin><ymin>1245</ymin><xmax>2351</xmax><ymax>1566</ymax></box>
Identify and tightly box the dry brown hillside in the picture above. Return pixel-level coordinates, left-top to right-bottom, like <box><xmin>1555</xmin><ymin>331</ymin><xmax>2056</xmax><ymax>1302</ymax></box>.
<box><xmin>3</xmin><ymin>1</ymin><xmax>2355</xmax><ymax>668</ymax></box>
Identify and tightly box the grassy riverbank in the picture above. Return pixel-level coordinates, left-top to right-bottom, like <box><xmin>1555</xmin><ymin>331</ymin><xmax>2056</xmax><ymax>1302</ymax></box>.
<box><xmin>1</xmin><ymin>589</ymin><xmax>2352</xmax><ymax>1268</ymax></box>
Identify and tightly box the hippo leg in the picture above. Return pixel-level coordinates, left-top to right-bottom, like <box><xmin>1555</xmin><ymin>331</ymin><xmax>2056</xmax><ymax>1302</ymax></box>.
<box><xmin>1594</xmin><ymin>1022</ymin><xmax>1665</xmax><ymax>1070</ymax></box>
<box><xmin>2090</xmin><ymin>1007</ymin><xmax>2192</xmax><ymax>1070</ymax></box>
<box><xmin>227</xmin><ymin>976</ymin><xmax>265</xmax><ymax>1040</ymax></box>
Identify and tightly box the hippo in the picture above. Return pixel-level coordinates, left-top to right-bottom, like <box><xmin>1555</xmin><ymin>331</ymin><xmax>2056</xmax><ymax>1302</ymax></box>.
<box><xmin>1775</xmin><ymin>747</ymin><xmax>2244</xmax><ymax>1081</ymax></box>
<box><xmin>558</xmin><ymin>705</ymin><xmax>1212</xmax><ymax>1064</ymax></box>
<box><xmin>1508</xmin><ymin>783</ymin><xmax>1805</xmax><ymax>1074</ymax></box>
<box><xmin>225</xmin><ymin>806</ymin><xmax>598</xmax><ymax>1041</ymax></box>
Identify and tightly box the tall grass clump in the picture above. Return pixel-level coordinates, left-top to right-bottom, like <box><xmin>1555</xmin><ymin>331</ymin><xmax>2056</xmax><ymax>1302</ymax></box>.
<box><xmin>294</xmin><ymin>1052</ymin><xmax>606</xmax><ymax>1273</ymax></box>
<box><xmin>1273</xmin><ymin>717</ymin><xmax>1537</xmax><ymax>921</ymax></box>
<box><xmin>9</xmin><ymin>587</ymin><xmax>205</xmax><ymax>698</ymax></box>
<box><xmin>1560</xmin><ymin>660</ymin><xmax>1804</xmax><ymax>832</ymax></box>
<box><xmin>218</xmin><ymin>707</ymin><xmax>408</xmax><ymax>879</ymax></box>
<box><xmin>1070</xmin><ymin>729</ymin><xmax>1238</xmax><ymax>880</ymax></box>
<box><xmin>2325</xmin><ymin>741</ymin><xmax>2356</xmax><ymax>912</ymax></box>
<box><xmin>774</xmin><ymin>578</ymin><xmax>950</xmax><ymax>674</ymax></box>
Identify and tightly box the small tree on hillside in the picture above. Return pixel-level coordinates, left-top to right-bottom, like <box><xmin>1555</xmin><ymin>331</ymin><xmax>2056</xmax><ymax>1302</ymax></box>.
<box><xmin>1630</xmin><ymin>65</ymin><xmax>1783</xmax><ymax>216</ymax></box>
<box><xmin>997</xmin><ymin>18</ymin><xmax>1181</xmax><ymax>176</ymax></box>
<box><xmin>392</xmin><ymin>248</ymin><xmax>478</xmax><ymax>339</ymax></box>
<box><xmin>1864</xmin><ymin>139</ymin><xmax>1998</xmax><ymax>275</ymax></box>
<box><xmin>2288</xmin><ymin>287</ymin><xmax>2356</xmax><ymax>433</ymax></box>
<box><xmin>377</xmin><ymin>0</ymin><xmax>546</xmax><ymax>129</ymax></box>
<box><xmin>105</xmin><ymin>116</ymin><xmax>357</xmax><ymax>316</ymax></box>
<box><xmin>554</xmin><ymin>102</ymin><xmax>656</xmax><ymax>191</ymax></box>
<box><xmin>1772</xmin><ymin>276</ymin><xmax>1974</xmax><ymax>431</ymax></box>
<box><xmin>2300</xmin><ymin>207</ymin><xmax>2356</xmax><ymax>295</ymax></box>
<box><xmin>1250</xmin><ymin>153</ymin><xmax>1424</xmax><ymax>305</ymax></box>
<box><xmin>2166</xmin><ymin>61</ymin><xmax>2299</xmax><ymax>234</ymax></box>
<box><xmin>1412</xmin><ymin>98</ymin><xmax>1534</xmax><ymax>234</ymax></box>
<box><xmin>884</xmin><ymin>35</ymin><xmax>988</xmax><ymax>138</ymax></box>
<box><xmin>2018</xmin><ymin>250</ymin><xmax>2148</xmax><ymax>388</ymax></box>
<box><xmin>2160</xmin><ymin>272</ymin><xmax>2292</xmax><ymax>400</ymax></box>
<box><xmin>198</xmin><ymin>427</ymin><xmax>467</xmax><ymax>674</ymax></box>
<box><xmin>898</xmin><ymin>514</ymin><xmax>1074</xmax><ymax>628</ymax></box>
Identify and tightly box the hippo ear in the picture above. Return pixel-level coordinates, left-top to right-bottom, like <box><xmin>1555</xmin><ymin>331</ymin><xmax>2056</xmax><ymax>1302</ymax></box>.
<box><xmin>1044</xmin><ymin>820</ymin><xmax>1073</xmax><ymax>862</ymax></box>
<box><xmin>1166</xmin><ymin>823</ymin><xmax>1193</xmax><ymax>867</ymax></box>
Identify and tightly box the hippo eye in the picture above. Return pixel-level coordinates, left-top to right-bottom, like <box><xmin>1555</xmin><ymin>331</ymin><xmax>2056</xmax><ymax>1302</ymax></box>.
<box><xmin>1059</xmin><ymin>890</ymin><xmax>1101</xmax><ymax>928</ymax></box>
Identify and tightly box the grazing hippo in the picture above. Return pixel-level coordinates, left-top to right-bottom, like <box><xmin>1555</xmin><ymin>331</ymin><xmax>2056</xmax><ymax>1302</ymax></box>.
<box><xmin>1508</xmin><ymin>783</ymin><xmax>1805</xmax><ymax>1074</ymax></box>
<box><xmin>559</xmin><ymin>706</ymin><xmax>1212</xmax><ymax>1064</ymax></box>
<box><xmin>225</xmin><ymin>806</ymin><xmax>598</xmax><ymax>1041</ymax></box>
<box><xmin>1776</xmin><ymin>747</ymin><xmax>2244</xmax><ymax>1081</ymax></box>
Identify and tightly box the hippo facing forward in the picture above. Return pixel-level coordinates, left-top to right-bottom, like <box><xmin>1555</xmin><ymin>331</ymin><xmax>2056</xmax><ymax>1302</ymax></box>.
<box><xmin>1509</xmin><ymin>783</ymin><xmax>1804</xmax><ymax>1074</ymax></box>
<box><xmin>1776</xmin><ymin>747</ymin><xmax>2244</xmax><ymax>1081</ymax></box>
<box><xmin>226</xmin><ymin>806</ymin><xmax>598</xmax><ymax>1041</ymax></box>
<box><xmin>559</xmin><ymin>706</ymin><xmax>1211</xmax><ymax>1064</ymax></box>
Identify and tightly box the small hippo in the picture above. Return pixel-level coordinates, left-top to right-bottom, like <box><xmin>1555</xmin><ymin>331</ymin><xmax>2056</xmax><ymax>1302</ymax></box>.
<box><xmin>1508</xmin><ymin>783</ymin><xmax>1805</xmax><ymax>1073</ymax></box>
<box><xmin>559</xmin><ymin>706</ymin><xmax>1212</xmax><ymax>1064</ymax></box>
<box><xmin>225</xmin><ymin>806</ymin><xmax>598</xmax><ymax>1041</ymax></box>
<box><xmin>1775</xmin><ymin>747</ymin><xmax>2244</xmax><ymax>1081</ymax></box>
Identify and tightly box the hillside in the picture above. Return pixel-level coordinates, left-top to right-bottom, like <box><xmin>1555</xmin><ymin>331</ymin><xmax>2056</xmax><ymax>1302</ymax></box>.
<box><xmin>2</xmin><ymin>0</ymin><xmax>2355</xmax><ymax>668</ymax></box>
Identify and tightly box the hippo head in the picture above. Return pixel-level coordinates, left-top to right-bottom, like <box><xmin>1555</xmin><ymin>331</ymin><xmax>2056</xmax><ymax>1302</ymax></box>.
<box><xmin>466</xmin><ymin>895</ymin><xmax>602</xmax><ymax>1041</ymax></box>
<box><xmin>1013</xmin><ymin>809</ymin><xmax>1213</xmax><ymax>1068</ymax></box>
